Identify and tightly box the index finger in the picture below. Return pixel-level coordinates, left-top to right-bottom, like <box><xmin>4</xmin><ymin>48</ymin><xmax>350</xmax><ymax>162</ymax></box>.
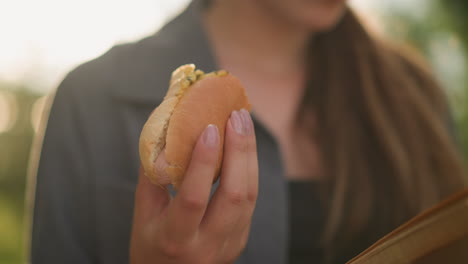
<box><xmin>164</xmin><ymin>124</ymin><xmax>220</xmax><ymax>242</ymax></box>
<box><xmin>200</xmin><ymin>110</ymin><xmax>258</xmax><ymax>236</ymax></box>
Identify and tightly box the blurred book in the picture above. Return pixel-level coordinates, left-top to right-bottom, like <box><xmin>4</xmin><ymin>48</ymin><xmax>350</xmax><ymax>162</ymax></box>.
<box><xmin>347</xmin><ymin>188</ymin><xmax>468</xmax><ymax>264</ymax></box>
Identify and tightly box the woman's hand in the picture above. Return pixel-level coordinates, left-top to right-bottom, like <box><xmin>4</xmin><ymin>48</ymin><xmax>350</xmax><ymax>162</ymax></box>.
<box><xmin>130</xmin><ymin>109</ymin><xmax>258</xmax><ymax>264</ymax></box>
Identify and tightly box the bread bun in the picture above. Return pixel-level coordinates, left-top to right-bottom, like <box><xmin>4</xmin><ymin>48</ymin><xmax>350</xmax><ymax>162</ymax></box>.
<box><xmin>139</xmin><ymin>64</ymin><xmax>251</xmax><ymax>188</ymax></box>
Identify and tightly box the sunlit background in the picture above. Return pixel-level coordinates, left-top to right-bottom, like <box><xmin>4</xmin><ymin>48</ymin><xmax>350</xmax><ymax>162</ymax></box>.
<box><xmin>1</xmin><ymin>0</ymin><xmax>468</xmax><ymax>263</ymax></box>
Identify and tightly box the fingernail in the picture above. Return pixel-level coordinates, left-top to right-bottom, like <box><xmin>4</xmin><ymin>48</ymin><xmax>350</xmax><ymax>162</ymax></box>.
<box><xmin>203</xmin><ymin>124</ymin><xmax>219</xmax><ymax>147</ymax></box>
<box><xmin>230</xmin><ymin>110</ymin><xmax>245</xmax><ymax>135</ymax></box>
<box><xmin>240</xmin><ymin>109</ymin><xmax>252</xmax><ymax>134</ymax></box>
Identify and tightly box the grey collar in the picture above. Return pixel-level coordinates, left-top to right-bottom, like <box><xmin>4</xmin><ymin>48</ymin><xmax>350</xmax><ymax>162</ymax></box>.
<box><xmin>111</xmin><ymin>0</ymin><xmax>218</xmax><ymax>104</ymax></box>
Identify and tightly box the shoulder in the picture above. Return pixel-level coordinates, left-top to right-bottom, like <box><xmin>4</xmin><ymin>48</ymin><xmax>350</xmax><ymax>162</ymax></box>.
<box><xmin>57</xmin><ymin>32</ymin><xmax>175</xmax><ymax>100</ymax></box>
<box><xmin>54</xmin><ymin>3</ymin><xmax>213</xmax><ymax>103</ymax></box>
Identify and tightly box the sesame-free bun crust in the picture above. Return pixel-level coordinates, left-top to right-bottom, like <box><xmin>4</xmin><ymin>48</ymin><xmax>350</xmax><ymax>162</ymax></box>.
<box><xmin>139</xmin><ymin>64</ymin><xmax>251</xmax><ymax>188</ymax></box>
<box><xmin>139</xmin><ymin>97</ymin><xmax>178</xmax><ymax>185</ymax></box>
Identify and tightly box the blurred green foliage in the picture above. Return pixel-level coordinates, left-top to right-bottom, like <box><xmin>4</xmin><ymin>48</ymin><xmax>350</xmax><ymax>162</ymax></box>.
<box><xmin>442</xmin><ymin>0</ymin><xmax>468</xmax><ymax>164</ymax></box>
<box><xmin>0</xmin><ymin>85</ymin><xmax>40</xmax><ymax>264</ymax></box>
<box><xmin>382</xmin><ymin>0</ymin><xmax>468</xmax><ymax>163</ymax></box>
<box><xmin>1</xmin><ymin>1</ymin><xmax>468</xmax><ymax>263</ymax></box>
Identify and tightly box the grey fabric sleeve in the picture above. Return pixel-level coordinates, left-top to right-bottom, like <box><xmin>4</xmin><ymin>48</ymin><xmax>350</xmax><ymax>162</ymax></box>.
<box><xmin>29</xmin><ymin>72</ymin><xmax>96</xmax><ymax>264</ymax></box>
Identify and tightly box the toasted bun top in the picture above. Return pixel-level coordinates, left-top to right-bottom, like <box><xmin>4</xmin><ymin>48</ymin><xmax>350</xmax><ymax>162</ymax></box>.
<box><xmin>165</xmin><ymin>73</ymin><xmax>251</xmax><ymax>188</ymax></box>
<box><xmin>139</xmin><ymin>64</ymin><xmax>250</xmax><ymax>188</ymax></box>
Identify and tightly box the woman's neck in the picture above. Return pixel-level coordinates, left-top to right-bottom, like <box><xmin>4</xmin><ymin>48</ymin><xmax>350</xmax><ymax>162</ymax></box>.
<box><xmin>202</xmin><ymin>0</ymin><xmax>311</xmax><ymax>75</ymax></box>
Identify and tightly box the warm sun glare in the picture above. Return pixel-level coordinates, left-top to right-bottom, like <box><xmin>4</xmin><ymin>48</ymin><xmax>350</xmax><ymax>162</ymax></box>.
<box><xmin>0</xmin><ymin>0</ymin><xmax>383</xmax><ymax>94</ymax></box>
<box><xmin>0</xmin><ymin>0</ymin><xmax>192</xmax><ymax>92</ymax></box>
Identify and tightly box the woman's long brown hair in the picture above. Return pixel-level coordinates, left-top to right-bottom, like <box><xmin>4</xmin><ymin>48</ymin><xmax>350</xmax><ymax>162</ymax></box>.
<box><xmin>296</xmin><ymin>9</ymin><xmax>467</xmax><ymax>263</ymax></box>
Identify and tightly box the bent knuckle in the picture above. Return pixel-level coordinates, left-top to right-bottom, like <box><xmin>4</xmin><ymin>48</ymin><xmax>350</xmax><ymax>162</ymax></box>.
<box><xmin>180</xmin><ymin>195</ymin><xmax>205</xmax><ymax>211</ymax></box>
<box><xmin>225</xmin><ymin>190</ymin><xmax>246</xmax><ymax>206</ymax></box>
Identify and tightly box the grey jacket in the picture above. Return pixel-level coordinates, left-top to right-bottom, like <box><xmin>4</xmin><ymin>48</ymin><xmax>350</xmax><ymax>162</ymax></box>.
<box><xmin>28</xmin><ymin>1</ymin><xmax>289</xmax><ymax>263</ymax></box>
